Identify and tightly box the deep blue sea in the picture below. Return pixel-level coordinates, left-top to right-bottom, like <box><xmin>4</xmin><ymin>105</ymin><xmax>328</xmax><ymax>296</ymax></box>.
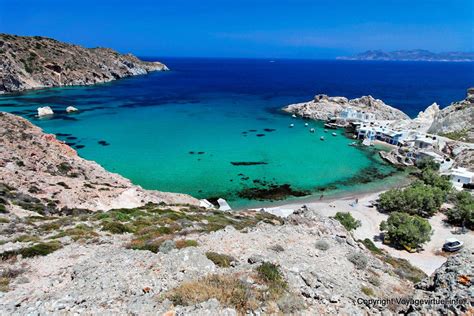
<box><xmin>1</xmin><ymin>58</ymin><xmax>473</xmax><ymax>208</ymax></box>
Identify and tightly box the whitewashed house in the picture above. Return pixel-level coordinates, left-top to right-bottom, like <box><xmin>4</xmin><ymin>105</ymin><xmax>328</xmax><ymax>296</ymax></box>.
<box><xmin>339</xmin><ymin>108</ymin><xmax>376</xmax><ymax>122</ymax></box>
<box><xmin>449</xmin><ymin>167</ymin><xmax>474</xmax><ymax>187</ymax></box>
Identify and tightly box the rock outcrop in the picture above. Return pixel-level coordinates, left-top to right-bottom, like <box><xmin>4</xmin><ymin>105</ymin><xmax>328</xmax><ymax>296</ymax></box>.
<box><xmin>406</xmin><ymin>250</ymin><xmax>473</xmax><ymax>315</ymax></box>
<box><xmin>0</xmin><ymin>112</ymin><xmax>198</xmax><ymax>212</ymax></box>
<box><xmin>0</xmin><ymin>33</ymin><xmax>168</xmax><ymax>94</ymax></box>
<box><xmin>428</xmin><ymin>88</ymin><xmax>474</xmax><ymax>142</ymax></box>
<box><xmin>283</xmin><ymin>94</ymin><xmax>410</xmax><ymax>121</ymax></box>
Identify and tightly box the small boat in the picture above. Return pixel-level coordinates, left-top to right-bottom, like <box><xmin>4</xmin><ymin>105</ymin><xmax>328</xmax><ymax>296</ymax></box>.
<box><xmin>289</xmin><ymin>123</ymin><xmax>294</xmax><ymax>128</ymax></box>
<box><xmin>332</xmin><ymin>132</ymin><xmax>337</xmax><ymax>136</ymax></box>
<box><xmin>348</xmin><ymin>141</ymin><xmax>357</xmax><ymax>146</ymax></box>
<box><xmin>292</xmin><ymin>114</ymin><xmax>297</xmax><ymax>118</ymax></box>
<box><xmin>324</xmin><ymin>129</ymin><xmax>328</xmax><ymax>133</ymax></box>
<box><xmin>320</xmin><ymin>136</ymin><xmax>325</xmax><ymax>140</ymax></box>
<box><xmin>304</xmin><ymin>123</ymin><xmax>309</xmax><ymax>127</ymax></box>
<box><xmin>310</xmin><ymin>128</ymin><xmax>315</xmax><ymax>133</ymax></box>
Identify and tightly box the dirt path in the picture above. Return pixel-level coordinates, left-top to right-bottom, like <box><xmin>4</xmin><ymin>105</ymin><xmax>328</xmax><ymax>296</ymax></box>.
<box><xmin>279</xmin><ymin>190</ymin><xmax>474</xmax><ymax>275</ymax></box>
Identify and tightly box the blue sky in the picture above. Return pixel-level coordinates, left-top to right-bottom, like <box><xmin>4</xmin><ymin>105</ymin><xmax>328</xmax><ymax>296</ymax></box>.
<box><xmin>0</xmin><ymin>0</ymin><xmax>472</xmax><ymax>58</ymax></box>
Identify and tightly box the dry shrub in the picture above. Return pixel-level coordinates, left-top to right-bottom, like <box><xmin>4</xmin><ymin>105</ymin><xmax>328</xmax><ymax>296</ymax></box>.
<box><xmin>175</xmin><ymin>239</ymin><xmax>198</xmax><ymax>249</ymax></box>
<box><xmin>166</xmin><ymin>274</ymin><xmax>258</xmax><ymax>312</ymax></box>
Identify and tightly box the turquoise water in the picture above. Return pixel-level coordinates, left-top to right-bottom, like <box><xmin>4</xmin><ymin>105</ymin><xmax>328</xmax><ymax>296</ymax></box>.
<box><xmin>1</xmin><ymin>58</ymin><xmax>472</xmax><ymax>208</ymax></box>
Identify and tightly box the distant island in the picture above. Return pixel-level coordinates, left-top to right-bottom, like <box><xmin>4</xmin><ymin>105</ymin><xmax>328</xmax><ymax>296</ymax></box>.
<box><xmin>338</xmin><ymin>49</ymin><xmax>474</xmax><ymax>62</ymax></box>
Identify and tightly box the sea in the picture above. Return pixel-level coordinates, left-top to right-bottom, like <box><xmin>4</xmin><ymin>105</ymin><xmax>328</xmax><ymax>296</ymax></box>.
<box><xmin>1</xmin><ymin>58</ymin><xmax>473</xmax><ymax>208</ymax></box>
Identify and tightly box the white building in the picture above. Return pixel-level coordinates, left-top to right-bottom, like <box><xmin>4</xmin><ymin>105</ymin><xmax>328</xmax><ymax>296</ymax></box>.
<box><xmin>449</xmin><ymin>167</ymin><xmax>474</xmax><ymax>187</ymax></box>
<box><xmin>339</xmin><ymin>108</ymin><xmax>376</xmax><ymax>122</ymax></box>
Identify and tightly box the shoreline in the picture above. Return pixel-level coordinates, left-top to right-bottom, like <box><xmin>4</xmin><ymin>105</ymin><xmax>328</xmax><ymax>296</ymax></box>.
<box><xmin>262</xmin><ymin>186</ymin><xmax>474</xmax><ymax>276</ymax></box>
<box><xmin>238</xmin><ymin>171</ymin><xmax>411</xmax><ymax>211</ymax></box>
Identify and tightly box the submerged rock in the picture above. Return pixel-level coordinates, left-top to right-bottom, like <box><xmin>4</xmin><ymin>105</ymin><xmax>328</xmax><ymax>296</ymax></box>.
<box><xmin>238</xmin><ymin>184</ymin><xmax>309</xmax><ymax>200</ymax></box>
<box><xmin>230</xmin><ymin>161</ymin><xmax>268</xmax><ymax>166</ymax></box>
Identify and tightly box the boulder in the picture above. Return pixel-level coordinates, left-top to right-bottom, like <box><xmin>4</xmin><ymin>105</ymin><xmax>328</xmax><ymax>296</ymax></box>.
<box><xmin>66</xmin><ymin>106</ymin><xmax>78</xmax><ymax>113</ymax></box>
<box><xmin>37</xmin><ymin>106</ymin><xmax>54</xmax><ymax>117</ymax></box>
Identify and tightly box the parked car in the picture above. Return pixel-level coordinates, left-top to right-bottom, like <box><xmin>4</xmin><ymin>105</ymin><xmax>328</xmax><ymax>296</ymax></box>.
<box><xmin>443</xmin><ymin>238</ymin><xmax>464</xmax><ymax>252</ymax></box>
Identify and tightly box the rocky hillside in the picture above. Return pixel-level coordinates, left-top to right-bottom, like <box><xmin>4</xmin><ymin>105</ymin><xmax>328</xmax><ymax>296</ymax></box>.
<box><xmin>0</xmin><ymin>33</ymin><xmax>168</xmax><ymax>94</ymax></box>
<box><xmin>428</xmin><ymin>88</ymin><xmax>474</xmax><ymax>142</ymax></box>
<box><xmin>283</xmin><ymin>94</ymin><xmax>410</xmax><ymax>121</ymax></box>
<box><xmin>0</xmin><ymin>202</ymin><xmax>421</xmax><ymax>315</ymax></box>
<box><xmin>0</xmin><ymin>112</ymin><xmax>197</xmax><ymax>213</ymax></box>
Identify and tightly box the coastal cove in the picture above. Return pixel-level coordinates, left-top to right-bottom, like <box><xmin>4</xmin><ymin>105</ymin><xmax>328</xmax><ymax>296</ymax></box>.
<box><xmin>0</xmin><ymin>58</ymin><xmax>472</xmax><ymax>208</ymax></box>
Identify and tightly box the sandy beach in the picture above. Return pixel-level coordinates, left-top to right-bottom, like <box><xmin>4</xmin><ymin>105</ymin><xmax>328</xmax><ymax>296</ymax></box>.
<box><xmin>272</xmin><ymin>189</ymin><xmax>474</xmax><ymax>275</ymax></box>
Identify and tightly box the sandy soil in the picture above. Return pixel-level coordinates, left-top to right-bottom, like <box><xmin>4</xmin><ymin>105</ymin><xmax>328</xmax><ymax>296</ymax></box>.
<box><xmin>278</xmin><ymin>190</ymin><xmax>474</xmax><ymax>276</ymax></box>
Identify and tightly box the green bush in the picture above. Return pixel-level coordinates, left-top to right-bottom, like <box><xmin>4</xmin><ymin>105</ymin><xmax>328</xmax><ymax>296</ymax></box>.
<box><xmin>361</xmin><ymin>238</ymin><xmax>383</xmax><ymax>255</ymax></box>
<box><xmin>333</xmin><ymin>212</ymin><xmax>361</xmax><ymax>231</ymax></box>
<box><xmin>417</xmin><ymin>169</ymin><xmax>452</xmax><ymax>193</ymax></box>
<box><xmin>205</xmin><ymin>252</ymin><xmax>234</xmax><ymax>268</ymax></box>
<box><xmin>101</xmin><ymin>222</ymin><xmax>132</xmax><ymax>234</ymax></box>
<box><xmin>257</xmin><ymin>262</ymin><xmax>287</xmax><ymax>297</ymax></box>
<box><xmin>1</xmin><ymin>242</ymin><xmax>62</xmax><ymax>260</ymax></box>
<box><xmin>380</xmin><ymin>212</ymin><xmax>432</xmax><ymax>249</ymax></box>
<box><xmin>445</xmin><ymin>191</ymin><xmax>474</xmax><ymax>230</ymax></box>
<box><xmin>415</xmin><ymin>158</ymin><xmax>440</xmax><ymax>171</ymax></box>
<box><xmin>377</xmin><ymin>183</ymin><xmax>445</xmax><ymax>217</ymax></box>
<box><xmin>257</xmin><ymin>262</ymin><xmax>284</xmax><ymax>284</ymax></box>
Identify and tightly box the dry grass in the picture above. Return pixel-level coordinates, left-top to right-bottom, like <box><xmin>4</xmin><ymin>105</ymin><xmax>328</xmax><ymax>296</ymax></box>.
<box><xmin>175</xmin><ymin>239</ymin><xmax>198</xmax><ymax>249</ymax></box>
<box><xmin>166</xmin><ymin>274</ymin><xmax>259</xmax><ymax>312</ymax></box>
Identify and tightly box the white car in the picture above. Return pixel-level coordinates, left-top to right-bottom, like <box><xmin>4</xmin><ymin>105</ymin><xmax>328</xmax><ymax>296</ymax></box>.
<box><xmin>443</xmin><ymin>238</ymin><xmax>464</xmax><ymax>252</ymax></box>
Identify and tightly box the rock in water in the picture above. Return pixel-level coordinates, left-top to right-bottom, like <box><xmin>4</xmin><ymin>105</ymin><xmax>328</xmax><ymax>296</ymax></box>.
<box><xmin>217</xmin><ymin>198</ymin><xmax>232</xmax><ymax>211</ymax></box>
<box><xmin>66</xmin><ymin>106</ymin><xmax>78</xmax><ymax>113</ymax></box>
<box><xmin>37</xmin><ymin>106</ymin><xmax>54</xmax><ymax>117</ymax></box>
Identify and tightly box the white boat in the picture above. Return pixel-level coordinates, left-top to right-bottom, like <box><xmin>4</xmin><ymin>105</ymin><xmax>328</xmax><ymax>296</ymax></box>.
<box><xmin>348</xmin><ymin>141</ymin><xmax>357</xmax><ymax>146</ymax></box>
<box><xmin>292</xmin><ymin>114</ymin><xmax>297</xmax><ymax>118</ymax></box>
<box><xmin>320</xmin><ymin>136</ymin><xmax>325</xmax><ymax>140</ymax></box>
<box><xmin>289</xmin><ymin>123</ymin><xmax>294</xmax><ymax>128</ymax></box>
<box><xmin>310</xmin><ymin>128</ymin><xmax>315</xmax><ymax>133</ymax></box>
<box><xmin>324</xmin><ymin>129</ymin><xmax>328</xmax><ymax>133</ymax></box>
<box><xmin>332</xmin><ymin>132</ymin><xmax>337</xmax><ymax>136</ymax></box>
<box><xmin>304</xmin><ymin>123</ymin><xmax>309</xmax><ymax>127</ymax></box>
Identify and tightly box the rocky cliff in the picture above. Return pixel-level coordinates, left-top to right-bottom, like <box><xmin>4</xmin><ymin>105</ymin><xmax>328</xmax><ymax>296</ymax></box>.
<box><xmin>428</xmin><ymin>88</ymin><xmax>474</xmax><ymax>142</ymax></box>
<box><xmin>0</xmin><ymin>112</ymin><xmax>197</xmax><ymax>213</ymax></box>
<box><xmin>283</xmin><ymin>94</ymin><xmax>410</xmax><ymax>121</ymax></box>
<box><xmin>0</xmin><ymin>33</ymin><xmax>168</xmax><ymax>94</ymax></box>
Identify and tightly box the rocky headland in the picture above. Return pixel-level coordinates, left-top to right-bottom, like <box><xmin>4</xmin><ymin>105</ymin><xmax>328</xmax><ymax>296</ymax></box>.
<box><xmin>0</xmin><ymin>33</ymin><xmax>168</xmax><ymax>94</ymax></box>
<box><xmin>283</xmin><ymin>89</ymin><xmax>474</xmax><ymax>143</ymax></box>
<box><xmin>283</xmin><ymin>94</ymin><xmax>410</xmax><ymax>121</ymax></box>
